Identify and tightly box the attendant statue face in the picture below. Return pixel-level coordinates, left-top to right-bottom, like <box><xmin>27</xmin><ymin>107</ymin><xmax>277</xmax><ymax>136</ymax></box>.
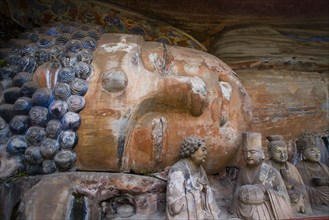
<box><xmin>242</xmin><ymin>132</ymin><xmax>264</xmax><ymax>166</ymax></box>
<box><xmin>179</xmin><ymin>136</ymin><xmax>207</xmax><ymax>165</ymax></box>
<box><xmin>296</xmin><ymin>132</ymin><xmax>321</xmax><ymax>163</ymax></box>
<box><xmin>267</xmin><ymin>135</ymin><xmax>288</xmax><ymax>163</ymax></box>
<box><xmin>243</xmin><ymin>145</ymin><xmax>263</xmax><ymax>166</ymax></box>
<box><xmin>303</xmin><ymin>147</ymin><xmax>321</xmax><ymax>163</ymax></box>
<box><xmin>191</xmin><ymin>142</ymin><xmax>207</xmax><ymax>165</ymax></box>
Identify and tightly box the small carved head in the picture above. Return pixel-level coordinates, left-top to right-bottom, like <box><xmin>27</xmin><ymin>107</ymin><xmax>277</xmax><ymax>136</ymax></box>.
<box><xmin>267</xmin><ymin>135</ymin><xmax>288</xmax><ymax>163</ymax></box>
<box><xmin>303</xmin><ymin>147</ymin><xmax>321</xmax><ymax>163</ymax></box>
<box><xmin>296</xmin><ymin>132</ymin><xmax>321</xmax><ymax>162</ymax></box>
<box><xmin>179</xmin><ymin>136</ymin><xmax>207</xmax><ymax>164</ymax></box>
<box><xmin>242</xmin><ymin>132</ymin><xmax>265</xmax><ymax>166</ymax></box>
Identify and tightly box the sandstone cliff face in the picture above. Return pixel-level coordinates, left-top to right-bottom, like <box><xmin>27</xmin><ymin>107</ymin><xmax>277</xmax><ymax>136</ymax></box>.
<box><xmin>211</xmin><ymin>25</ymin><xmax>329</xmax><ymax>158</ymax></box>
<box><xmin>76</xmin><ymin>34</ymin><xmax>252</xmax><ymax>173</ymax></box>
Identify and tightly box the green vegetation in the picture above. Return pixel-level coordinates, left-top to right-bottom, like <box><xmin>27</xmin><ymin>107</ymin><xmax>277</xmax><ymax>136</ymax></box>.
<box><xmin>0</xmin><ymin>59</ymin><xmax>6</xmax><ymax>67</ymax></box>
<box><xmin>15</xmin><ymin>171</ymin><xmax>28</xmax><ymax>177</ymax></box>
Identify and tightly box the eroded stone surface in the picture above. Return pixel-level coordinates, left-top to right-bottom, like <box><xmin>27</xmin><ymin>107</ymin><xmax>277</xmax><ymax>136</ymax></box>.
<box><xmin>211</xmin><ymin>25</ymin><xmax>329</xmax><ymax>158</ymax></box>
<box><xmin>4</xmin><ymin>172</ymin><xmax>166</xmax><ymax>220</ymax></box>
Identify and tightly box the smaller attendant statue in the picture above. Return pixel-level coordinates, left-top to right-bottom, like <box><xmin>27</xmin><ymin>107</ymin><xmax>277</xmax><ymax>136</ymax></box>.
<box><xmin>266</xmin><ymin>135</ymin><xmax>312</xmax><ymax>214</ymax></box>
<box><xmin>295</xmin><ymin>132</ymin><xmax>329</xmax><ymax>213</ymax></box>
<box><xmin>166</xmin><ymin>136</ymin><xmax>221</xmax><ymax>220</ymax></box>
<box><xmin>230</xmin><ymin>132</ymin><xmax>294</xmax><ymax>220</ymax></box>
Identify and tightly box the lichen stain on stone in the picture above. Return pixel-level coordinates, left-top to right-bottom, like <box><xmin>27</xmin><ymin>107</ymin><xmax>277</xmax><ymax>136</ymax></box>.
<box><xmin>149</xmin><ymin>53</ymin><xmax>164</xmax><ymax>74</ymax></box>
<box><xmin>101</xmin><ymin>42</ymin><xmax>137</xmax><ymax>53</ymax></box>
<box><xmin>105</xmin><ymin>60</ymin><xmax>119</xmax><ymax>70</ymax></box>
<box><xmin>175</xmin><ymin>76</ymin><xmax>207</xmax><ymax>97</ymax></box>
<box><xmin>183</xmin><ymin>62</ymin><xmax>200</xmax><ymax>74</ymax></box>
<box><xmin>219</xmin><ymin>81</ymin><xmax>232</xmax><ymax>101</ymax></box>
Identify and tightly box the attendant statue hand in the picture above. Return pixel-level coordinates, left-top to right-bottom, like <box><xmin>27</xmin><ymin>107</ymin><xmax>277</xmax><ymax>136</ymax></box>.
<box><xmin>287</xmin><ymin>188</ymin><xmax>299</xmax><ymax>203</ymax></box>
<box><xmin>198</xmin><ymin>180</ymin><xmax>209</xmax><ymax>192</ymax></box>
<box><xmin>239</xmin><ymin>184</ymin><xmax>266</xmax><ymax>205</ymax></box>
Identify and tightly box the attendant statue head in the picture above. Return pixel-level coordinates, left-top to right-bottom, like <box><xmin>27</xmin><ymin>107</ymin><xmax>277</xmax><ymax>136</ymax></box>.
<box><xmin>267</xmin><ymin>135</ymin><xmax>288</xmax><ymax>163</ymax></box>
<box><xmin>179</xmin><ymin>136</ymin><xmax>207</xmax><ymax>165</ymax></box>
<box><xmin>242</xmin><ymin>132</ymin><xmax>264</xmax><ymax>166</ymax></box>
<box><xmin>296</xmin><ymin>132</ymin><xmax>321</xmax><ymax>163</ymax></box>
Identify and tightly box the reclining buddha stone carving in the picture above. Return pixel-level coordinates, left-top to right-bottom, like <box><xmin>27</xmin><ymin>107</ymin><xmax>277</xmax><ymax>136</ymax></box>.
<box><xmin>0</xmin><ymin>21</ymin><xmax>252</xmax><ymax>178</ymax></box>
<box><xmin>75</xmin><ymin>33</ymin><xmax>253</xmax><ymax>174</ymax></box>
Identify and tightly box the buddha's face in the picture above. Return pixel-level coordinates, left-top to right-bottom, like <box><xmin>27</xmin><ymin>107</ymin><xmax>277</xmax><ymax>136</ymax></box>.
<box><xmin>191</xmin><ymin>143</ymin><xmax>207</xmax><ymax>165</ymax></box>
<box><xmin>303</xmin><ymin>147</ymin><xmax>321</xmax><ymax>162</ymax></box>
<box><xmin>243</xmin><ymin>145</ymin><xmax>263</xmax><ymax>166</ymax></box>
<box><xmin>270</xmin><ymin>145</ymin><xmax>288</xmax><ymax>163</ymax></box>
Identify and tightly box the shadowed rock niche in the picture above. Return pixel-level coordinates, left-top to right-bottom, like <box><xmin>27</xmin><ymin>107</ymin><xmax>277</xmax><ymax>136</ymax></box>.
<box><xmin>76</xmin><ymin>33</ymin><xmax>252</xmax><ymax>174</ymax></box>
<box><xmin>13</xmin><ymin>173</ymin><xmax>167</xmax><ymax>220</ymax></box>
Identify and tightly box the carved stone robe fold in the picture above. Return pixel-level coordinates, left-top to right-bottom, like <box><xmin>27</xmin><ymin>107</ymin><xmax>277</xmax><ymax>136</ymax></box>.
<box><xmin>166</xmin><ymin>159</ymin><xmax>221</xmax><ymax>220</ymax></box>
<box><xmin>231</xmin><ymin>162</ymin><xmax>294</xmax><ymax>220</ymax></box>
<box><xmin>267</xmin><ymin>160</ymin><xmax>313</xmax><ymax>214</ymax></box>
<box><xmin>296</xmin><ymin>160</ymin><xmax>329</xmax><ymax>211</ymax></box>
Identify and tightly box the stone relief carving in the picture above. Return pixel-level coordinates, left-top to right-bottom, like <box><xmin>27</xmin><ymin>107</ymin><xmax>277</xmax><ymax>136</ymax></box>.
<box><xmin>9</xmin><ymin>173</ymin><xmax>166</xmax><ymax>220</ymax></box>
<box><xmin>0</xmin><ymin>21</ymin><xmax>254</xmax><ymax>219</ymax></box>
<box><xmin>75</xmin><ymin>33</ymin><xmax>252</xmax><ymax>174</ymax></box>
<box><xmin>266</xmin><ymin>135</ymin><xmax>312</xmax><ymax>214</ymax></box>
<box><xmin>295</xmin><ymin>132</ymin><xmax>329</xmax><ymax>213</ymax></box>
<box><xmin>1</xmin><ymin>20</ymin><xmax>327</xmax><ymax>220</ymax></box>
<box><xmin>166</xmin><ymin>136</ymin><xmax>221</xmax><ymax>219</ymax></box>
<box><xmin>0</xmin><ymin>22</ymin><xmax>99</xmax><ymax>178</ymax></box>
<box><xmin>0</xmin><ymin>21</ymin><xmax>253</xmax><ymax>180</ymax></box>
<box><xmin>230</xmin><ymin>132</ymin><xmax>294</xmax><ymax>220</ymax></box>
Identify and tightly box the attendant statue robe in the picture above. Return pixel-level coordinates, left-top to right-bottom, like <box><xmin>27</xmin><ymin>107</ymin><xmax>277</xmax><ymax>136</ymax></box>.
<box><xmin>231</xmin><ymin>162</ymin><xmax>294</xmax><ymax>220</ymax></box>
<box><xmin>296</xmin><ymin>160</ymin><xmax>329</xmax><ymax>210</ymax></box>
<box><xmin>166</xmin><ymin>159</ymin><xmax>220</xmax><ymax>219</ymax></box>
<box><xmin>267</xmin><ymin>160</ymin><xmax>312</xmax><ymax>214</ymax></box>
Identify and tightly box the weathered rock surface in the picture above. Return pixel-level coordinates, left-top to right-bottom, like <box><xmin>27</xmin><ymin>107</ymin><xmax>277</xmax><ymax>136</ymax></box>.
<box><xmin>76</xmin><ymin>34</ymin><xmax>252</xmax><ymax>174</ymax></box>
<box><xmin>239</xmin><ymin>70</ymin><xmax>328</xmax><ymax>156</ymax></box>
<box><xmin>211</xmin><ymin>25</ymin><xmax>329</xmax><ymax>157</ymax></box>
<box><xmin>0</xmin><ymin>172</ymin><xmax>166</xmax><ymax>220</ymax></box>
<box><xmin>0</xmin><ymin>175</ymin><xmax>42</xmax><ymax>220</ymax></box>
